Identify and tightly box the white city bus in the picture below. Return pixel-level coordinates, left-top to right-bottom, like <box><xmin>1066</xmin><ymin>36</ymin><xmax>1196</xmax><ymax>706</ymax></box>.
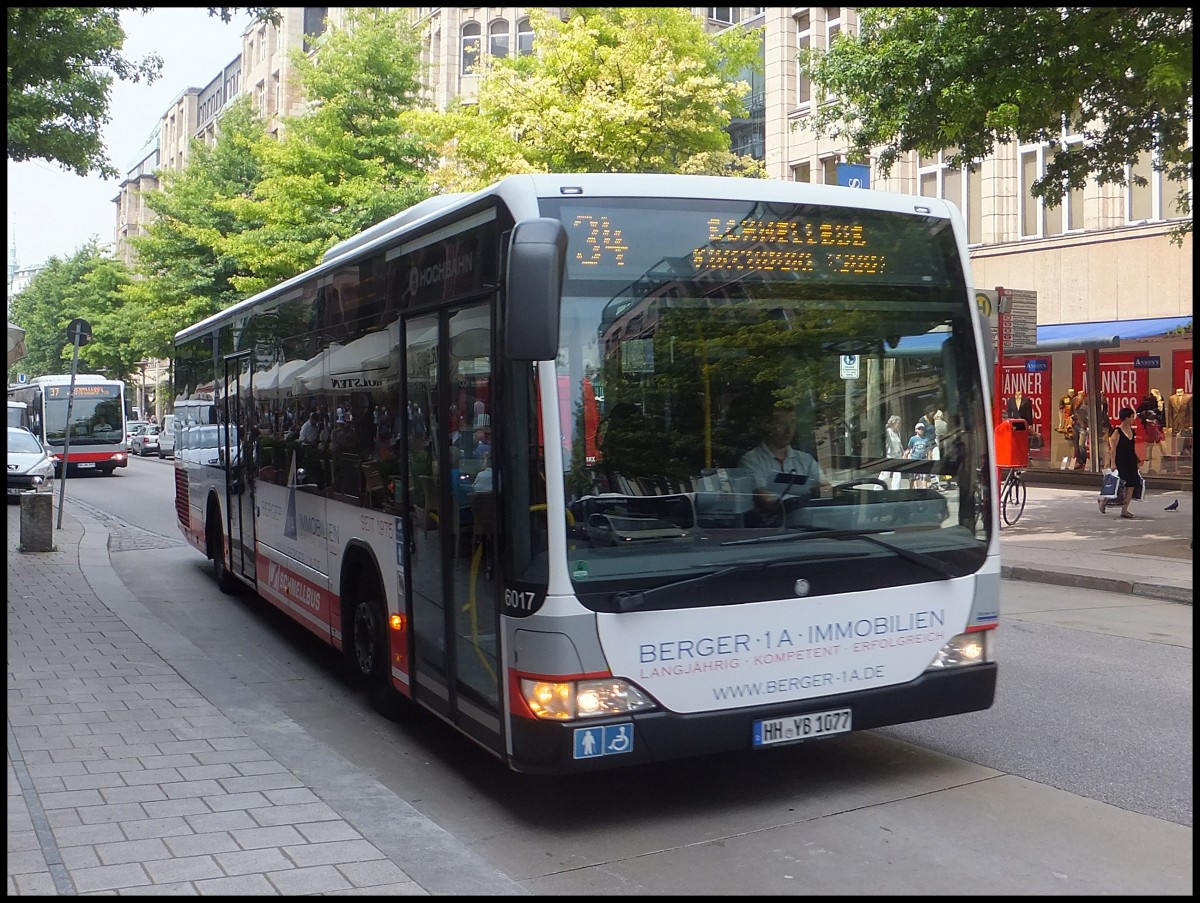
<box><xmin>7</xmin><ymin>375</ymin><xmax>129</xmax><ymax>475</ymax></box>
<box><xmin>173</xmin><ymin>173</ymin><xmax>998</xmax><ymax>774</ymax></box>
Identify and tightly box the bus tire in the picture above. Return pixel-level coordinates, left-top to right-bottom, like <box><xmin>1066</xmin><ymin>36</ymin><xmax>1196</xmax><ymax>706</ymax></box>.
<box><xmin>346</xmin><ymin>580</ymin><xmax>404</xmax><ymax>718</ymax></box>
<box><xmin>207</xmin><ymin>506</ymin><xmax>239</xmax><ymax>594</ymax></box>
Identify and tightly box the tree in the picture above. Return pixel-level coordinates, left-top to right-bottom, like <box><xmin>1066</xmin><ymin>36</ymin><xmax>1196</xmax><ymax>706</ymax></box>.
<box><xmin>7</xmin><ymin>7</ymin><xmax>276</xmax><ymax>178</ymax></box>
<box><xmin>6</xmin><ymin>243</ymin><xmax>139</xmax><ymax>381</ymax></box>
<box><xmin>401</xmin><ymin>7</ymin><xmax>764</xmax><ymax>192</ymax></box>
<box><xmin>801</xmin><ymin>8</ymin><xmax>1192</xmax><ymax>239</ymax></box>
<box><xmin>221</xmin><ymin>7</ymin><xmax>433</xmax><ymax>294</ymax></box>
<box><xmin>123</xmin><ymin>97</ymin><xmax>269</xmax><ymax>360</ymax></box>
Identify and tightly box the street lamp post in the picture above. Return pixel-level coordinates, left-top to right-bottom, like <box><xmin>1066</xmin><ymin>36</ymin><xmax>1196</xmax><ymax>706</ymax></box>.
<box><xmin>135</xmin><ymin>360</ymin><xmax>149</xmax><ymax>420</ymax></box>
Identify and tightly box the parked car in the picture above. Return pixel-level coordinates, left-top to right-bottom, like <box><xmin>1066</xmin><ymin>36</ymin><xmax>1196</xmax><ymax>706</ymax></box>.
<box><xmin>124</xmin><ymin>419</ymin><xmax>150</xmax><ymax>452</ymax></box>
<box><xmin>7</xmin><ymin>426</ymin><xmax>56</xmax><ymax>500</ymax></box>
<box><xmin>130</xmin><ymin>424</ymin><xmax>161</xmax><ymax>456</ymax></box>
<box><xmin>157</xmin><ymin>414</ymin><xmax>176</xmax><ymax>458</ymax></box>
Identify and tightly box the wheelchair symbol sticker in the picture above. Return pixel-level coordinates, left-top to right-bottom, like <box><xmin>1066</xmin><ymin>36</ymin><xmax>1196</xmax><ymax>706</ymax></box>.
<box><xmin>573</xmin><ymin>723</ymin><xmax>635</xmax><ymax>759</ymax></box>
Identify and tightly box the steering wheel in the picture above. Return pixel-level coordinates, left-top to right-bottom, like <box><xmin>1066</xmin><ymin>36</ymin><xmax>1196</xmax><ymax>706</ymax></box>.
<box><xmin>832</xmin><ymin>478</ymin><xmax>889</xmax><ymax>492</ymax></box>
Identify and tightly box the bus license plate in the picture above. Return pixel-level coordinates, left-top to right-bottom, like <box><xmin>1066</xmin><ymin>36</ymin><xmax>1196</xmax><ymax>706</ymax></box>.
<box><xmin>753</xmin><ymin>708</ymin><xmax>852</xmax><ymax>748</ymax></box>
<box><xmin>76</xmin><ymin>462</ymin><xmax>95</xmax><ymax>468</ymax></box>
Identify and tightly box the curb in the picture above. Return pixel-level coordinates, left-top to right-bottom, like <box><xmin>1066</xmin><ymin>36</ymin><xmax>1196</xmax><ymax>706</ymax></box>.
<box><xmin>1001</xmin><ymin>564</ymin><xmax>1193</xmax><ymax>605</ymax></box>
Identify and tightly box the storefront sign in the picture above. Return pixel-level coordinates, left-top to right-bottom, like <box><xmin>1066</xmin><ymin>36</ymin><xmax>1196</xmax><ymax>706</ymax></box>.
<box><xmin>1072</xmin><ymin>352</ymin><xmax>1149</xmax><ymax>426</ymax></box>
<box><xmin>1172</xmin><ymin>349</ymin><xmax>1192</xmax><ymax>395</ymax></box>
<box><xmin>1001</xmin><ymin>357</ymin><xmax>1051</xmax><ymax>454</ymax></box>
<box><xmin>1025</xmin><ymin>358</ymin><xmax>1049</xmax><ymax>372</ymax></box>
<box><xmin>1133</xmin><ymin>355</ymin><xmax>1161</xmax><ymax>368</ymax></box>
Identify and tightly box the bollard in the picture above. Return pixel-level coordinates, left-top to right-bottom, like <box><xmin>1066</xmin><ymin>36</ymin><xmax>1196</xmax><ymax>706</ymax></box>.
<box><xmin>19</xmin><ymin>491</ymin><xmax>55</xmax><ymax>552</ymax></box>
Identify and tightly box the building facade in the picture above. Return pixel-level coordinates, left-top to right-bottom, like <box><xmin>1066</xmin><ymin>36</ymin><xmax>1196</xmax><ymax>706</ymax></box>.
<box><xmin>109</xmin><ymin>6</ymin><xmax>1192</xmax><ymax>474</ymax></box>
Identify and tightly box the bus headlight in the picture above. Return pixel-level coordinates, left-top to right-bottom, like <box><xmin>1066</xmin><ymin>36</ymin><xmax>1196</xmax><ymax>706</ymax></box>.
<box><xmin>520</xmin><ymin>677</ymin><xmax>655</xmax><ymax>721</ymax></box>
<box><xmin>926</xmin><ymin>630</ymin><xmax>990</xmax><ymax>669</ymax></box>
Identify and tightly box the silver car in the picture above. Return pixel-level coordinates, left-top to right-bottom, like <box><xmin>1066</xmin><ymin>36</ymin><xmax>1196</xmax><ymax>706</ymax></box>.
<box><xmin>7</xmin><ymin>426</ymin><xmax>56</xmax><ymax>499</ymax></box>
<box><xmin>130</xmin><ymin>424</ymin><xmax>161</xmax><ymax>456</ymax></box>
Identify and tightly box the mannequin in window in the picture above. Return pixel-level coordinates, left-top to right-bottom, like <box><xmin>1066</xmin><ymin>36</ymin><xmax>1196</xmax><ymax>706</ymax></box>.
<box><xmin>1137</xmin><ymin>393</ymin><xmax>1167</xmax><ymax>469</ymax></box>
<box><xmin>1070</xmin><ymin>391</ymin><xmax>1090</xmax><ymax>469</ymax></box>
<box><xmin>1167</xmin><ymin>387</ymin><xmax>1192</xmax><ymax>433</ymax></box>
<box><xmin>1150</xmin><ymin>388</ymin><xmax>1167</xmax><ymax>428</ymax></box>
<box><xmin>1005</xmin><ymin>391</ymin><xmax>1033</xmax><ymax>425</ymax></box>
<box><xmin>1057</xmin><ymin>388</ymin><xmax>1076</xmax><ymax>438</ymax></box>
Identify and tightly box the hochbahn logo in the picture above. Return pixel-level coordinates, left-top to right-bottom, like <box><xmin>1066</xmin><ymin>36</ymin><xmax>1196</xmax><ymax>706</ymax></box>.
<box><xmin>266</xmin><ymin>561</ymin><xmax>322</xmax><ymax>612</ymax></box>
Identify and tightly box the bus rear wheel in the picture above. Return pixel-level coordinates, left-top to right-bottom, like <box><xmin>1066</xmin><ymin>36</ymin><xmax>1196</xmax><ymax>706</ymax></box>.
<box><xmin>207</xmin><ymin>509</ymin><xmax>239</xmax><ymax>594</ymax></box>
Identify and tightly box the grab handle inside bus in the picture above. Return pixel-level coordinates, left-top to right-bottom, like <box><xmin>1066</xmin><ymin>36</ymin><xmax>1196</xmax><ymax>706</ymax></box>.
<box><xmin>506</xmin><ymin>218</ymin><xmax>567</xmax><ymax>361</ymax></box>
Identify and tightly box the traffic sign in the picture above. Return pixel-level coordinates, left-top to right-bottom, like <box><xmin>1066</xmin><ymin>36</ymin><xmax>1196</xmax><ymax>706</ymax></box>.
<box><xmin>66</xmin><ymin>318</ymin><xmax>92</xmax><ymax>346</ymax></box>
<box><xmin>839</xmin><ymin>354</ymin><xmax>860</xmax><ymax>379</ymax></box>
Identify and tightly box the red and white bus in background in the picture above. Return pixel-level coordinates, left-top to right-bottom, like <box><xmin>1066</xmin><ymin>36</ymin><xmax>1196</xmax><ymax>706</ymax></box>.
<box><xmin>173</xmin><ymin>173</ymin><xmax>998</xmax><ymax>774</ymax></box>
<box><xmin>7</xmin><ymin>375</ymin><xmax>129</xmax><ymax>475</ymax></box>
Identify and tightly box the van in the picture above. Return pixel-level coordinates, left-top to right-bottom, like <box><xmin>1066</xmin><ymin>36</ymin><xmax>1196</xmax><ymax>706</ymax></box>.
<box><xmin>157</xmin><ymin>414</ymin><xmax>176</xmax><ymax>458</ymax></box>
<box><xmin>7</xmin><ymin>399</ymin><xmax>27</xmax><ymax>429</ymax></box>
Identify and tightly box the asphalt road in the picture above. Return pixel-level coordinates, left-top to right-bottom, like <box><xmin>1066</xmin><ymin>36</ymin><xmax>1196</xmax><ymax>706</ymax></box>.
<box><xmin>56</xmin><ymin>456</ymin><xmax>1193</xmax><ymax>894</ymax></box>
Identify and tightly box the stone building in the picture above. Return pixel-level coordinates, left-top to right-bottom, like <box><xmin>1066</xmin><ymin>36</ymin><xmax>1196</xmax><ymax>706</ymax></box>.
<box><xmin>110</xmin><ymin>7</ymin><xmax>1192</xmax><ymax>473</ymax></box>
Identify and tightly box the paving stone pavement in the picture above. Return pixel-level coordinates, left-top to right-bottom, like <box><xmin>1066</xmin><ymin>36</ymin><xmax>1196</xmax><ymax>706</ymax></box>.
<box><xmin>8</xmin><ymin>479</ymin><xmax>1189</xmax><ymax>895</ymax></box>
<box><xmin>7</xmin><ymin>503</ymin><xmax>526</xmax><ymax>896</ymax></box>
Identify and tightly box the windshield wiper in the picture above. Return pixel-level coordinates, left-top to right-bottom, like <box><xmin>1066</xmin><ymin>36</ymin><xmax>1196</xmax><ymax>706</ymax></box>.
<box><xmin>721</xmin><ymin>528</ymin><xmax>954</xmax><ymax>580</ymax></box>
<box><xmin>610</xmin><ymin>555</ymin><xmax>860</xmax><ymax>612</ymax></box>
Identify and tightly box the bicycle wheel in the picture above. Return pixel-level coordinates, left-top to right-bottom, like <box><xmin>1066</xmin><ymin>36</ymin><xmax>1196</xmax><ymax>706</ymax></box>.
<box><xmin>1001</xmin><ymin>473</ymin><xmax>1026</xmax><ymax>526</ymax></box>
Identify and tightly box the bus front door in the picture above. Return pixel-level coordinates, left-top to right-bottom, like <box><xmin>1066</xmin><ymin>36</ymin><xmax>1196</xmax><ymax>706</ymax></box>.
<box><xmin>405</xmin><ymin>304</ymin><xmax>501</xmax><ymax>744</ymax></box>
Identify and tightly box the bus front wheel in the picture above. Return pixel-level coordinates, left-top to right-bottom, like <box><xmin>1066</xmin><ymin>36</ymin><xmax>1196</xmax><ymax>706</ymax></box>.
<box><xmin>347</xmin><ymin>585</ymin><xmax>404</xmax><ymax>718</ymax></box>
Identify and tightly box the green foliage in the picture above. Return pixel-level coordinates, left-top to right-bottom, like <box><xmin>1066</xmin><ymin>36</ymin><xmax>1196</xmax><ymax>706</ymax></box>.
<box><xmin>7</xmin><ymin>8</ymin><xmax>159</xmax><ymax>178</ymax></box>
<box><xmin>403</xmin><ymin>7</ymin><xmax>764</xmax><ymax>191</ymax></box>
<box><xmin>801</xmin><ymin>8</ymin><xmax>1192</xmax><ymax>238</ymax></box>
<box><xmin>6</xmin><ymin>243</ymin><xmax>140</xmax><ymax>381</ymax></box>
<box><xmin>125</xmin><ymin>98</ymin><xmax>268</xmax><ymax>358</ymax></box>
<box><xmin>224</xmin><ymin>7</ymin><xmax>433</xmax><ymax>294</ymax></box>
<box><xmin>6</xmin><ymin>7</ymin><xmax>275</xmax><ymax>177</ymax></box>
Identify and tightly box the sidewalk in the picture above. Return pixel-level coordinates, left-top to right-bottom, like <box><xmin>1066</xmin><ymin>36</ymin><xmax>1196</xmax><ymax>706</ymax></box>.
<box><xmin>7</xmin><ymin>503</ymin><xmax>526</xmax><ymax>896</ymax></box>
<box><xmin>998</xmin><ymin>484</ymin><xmax>1193</xmax><ymax>604</ymax></box>
<box><xmin>7</xmin><ymin>486</ymin><xmax>1191</xmax><ymax>894</ymax></box>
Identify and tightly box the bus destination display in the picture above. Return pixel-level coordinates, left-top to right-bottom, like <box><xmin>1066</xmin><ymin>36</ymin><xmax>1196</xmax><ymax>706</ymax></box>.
<box><xmin>548</xmin><ymin>198</ymin><xmax>951</xmax><ymax>287</ymax></box>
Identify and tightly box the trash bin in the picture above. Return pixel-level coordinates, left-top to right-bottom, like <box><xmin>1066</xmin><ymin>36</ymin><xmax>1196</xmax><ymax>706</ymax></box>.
<box><xmin>19</xmin><ymin>491</ymin><xmax>55</xmax><ymax>552</ymax></box>
<box><xmin>994</xmin><ymin>418</ymin><xmax>1030</xmax><ymax>468</ymax></box>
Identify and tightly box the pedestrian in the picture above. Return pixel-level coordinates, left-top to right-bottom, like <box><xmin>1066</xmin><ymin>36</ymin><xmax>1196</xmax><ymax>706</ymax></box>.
<box><xmin>881</xmin><ymin>414</ymin><xmax>904</xmax><ymax>489</ymax></box>
<box><xmin>1100</xmin><ymin>407</ymin><xmax>1141</xmax><ymax>518</ymax></box>
<box><xmin>904</xmin><ymin>421</ymin><xmax>935</xmax><ymax>489</ymax></box>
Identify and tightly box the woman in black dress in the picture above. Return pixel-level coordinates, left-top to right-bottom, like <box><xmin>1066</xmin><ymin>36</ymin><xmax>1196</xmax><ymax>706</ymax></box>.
<box><xmin>1101</xmin><ymin>407</ymin><xmax>1140</xmax><ymax>518</ymax></box>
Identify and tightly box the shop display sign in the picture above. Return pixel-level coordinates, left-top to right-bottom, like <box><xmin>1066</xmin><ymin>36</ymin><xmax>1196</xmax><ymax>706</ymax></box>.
<box><xmin>1172</xmin><ymin>349</ymin><xmax>1192</xmax><ymax>395</ymax></box>
<box><xmin>1001</xmin><ymin>356</ymin><xmax>1051</xmax><ymax>454</ymax></box>
<box><xmin>1072</xmin><ymin>352</ymin><xmax>1150</xmax><ymax>425</ymax></box>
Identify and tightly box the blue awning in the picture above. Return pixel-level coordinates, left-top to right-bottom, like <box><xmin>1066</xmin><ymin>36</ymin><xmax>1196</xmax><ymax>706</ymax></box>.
<box><xmin>1036</xmin><ymin>316</ymin><xmax>1191</xmax><ymax>343</ymax></box>
<box><xmin>890</xmin><ymin>315</ymin><xmax>1191</xmax><ymax>355</ymax></box>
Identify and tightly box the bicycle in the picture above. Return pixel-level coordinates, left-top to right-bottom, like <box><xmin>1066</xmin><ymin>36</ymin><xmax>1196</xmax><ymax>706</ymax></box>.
<box><xmin>998</xmin><ymin>466</ymin><xmax>1026</xmax><ymax>527</ymax></box>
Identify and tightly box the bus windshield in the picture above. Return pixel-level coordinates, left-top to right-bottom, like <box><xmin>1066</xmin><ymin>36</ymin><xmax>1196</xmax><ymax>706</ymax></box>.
<box><xmin>41</xmin><ymin>384</ymin><xmax>124</xmax><ymax>448</ymax></box>
<box><xmin>543</xmin><ymin>197</ymin><xmax>990</xmax><ymax>611</ymax></box>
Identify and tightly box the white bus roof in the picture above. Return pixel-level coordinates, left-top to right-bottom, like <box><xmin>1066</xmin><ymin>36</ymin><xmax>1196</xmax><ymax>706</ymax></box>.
<box><xmin>176</xmin><ymin>173</ymin><xmax>960</xmax><ymax>345</ymax></box>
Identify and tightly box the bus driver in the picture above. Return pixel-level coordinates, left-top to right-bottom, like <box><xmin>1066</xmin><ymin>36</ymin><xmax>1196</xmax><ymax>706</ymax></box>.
<box><xmin>738</xmin><ymin>407</ymin><xmax>826</xmax><ymax>523</ymax></box>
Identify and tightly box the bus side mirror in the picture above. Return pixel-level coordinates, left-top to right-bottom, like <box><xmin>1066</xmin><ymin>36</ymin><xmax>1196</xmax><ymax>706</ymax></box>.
<box><xmin>506</xmin><ymin>218</ymin><xmax>566</xmax><ymax>361</ymax></box>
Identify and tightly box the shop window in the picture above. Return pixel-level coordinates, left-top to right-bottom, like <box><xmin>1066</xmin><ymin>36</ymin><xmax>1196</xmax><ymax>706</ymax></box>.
<box><xmin>517</xmin><ymin>18</ymin><xmax>534</xmax><ymax>56</ymax></box>
<box><xmin>462</xmin><ymin>22</ymin><xmax>481</xmax><ymax>75</ymax></box>
<box><xmin>821</xmin><ymin>156</ymin><xmax>839</xmax><ymax>185</ymax></box>
<box><xmin>918</xmin><ymin>148</ymin><xmax>983</xmax><ymax>244</ymax></box>
<box><xmin>795</xmin><ymin>12</ymin><xmax>811</xmax><ymax>109</ymax></box>
<box><xmin>490</xmin><ymin>20</ymin><xmax>510</xmax><ymax>59</ymax></box>
<box><xmin>1019</xmin><ymin>129</ymin><xmax>1087</xmax><ymax>239</ymax></box>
